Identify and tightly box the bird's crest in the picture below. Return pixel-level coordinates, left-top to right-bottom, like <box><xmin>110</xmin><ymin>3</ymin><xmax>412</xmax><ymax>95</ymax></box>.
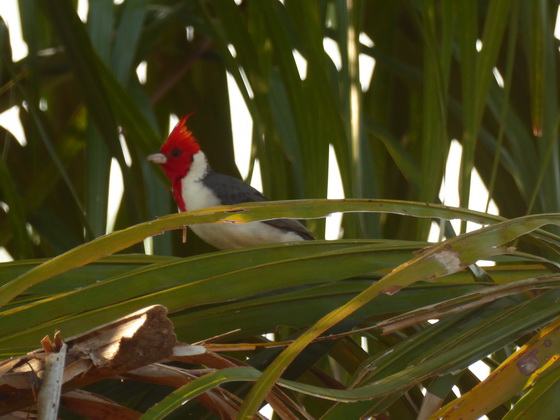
<box><xmin>161</xmin><ymin>113</ymin><xmax>200</xmax><ymax>156</ymax></box>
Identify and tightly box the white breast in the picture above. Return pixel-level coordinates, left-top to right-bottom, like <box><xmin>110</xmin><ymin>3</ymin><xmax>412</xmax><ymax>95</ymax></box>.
<box><xmin>181</xmin><ymin>151</ymin><xmax>221</xmax><ymax>210</ymax></box>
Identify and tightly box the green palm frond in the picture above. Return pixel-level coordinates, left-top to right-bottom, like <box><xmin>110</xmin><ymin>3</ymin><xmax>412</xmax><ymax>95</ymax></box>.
<box><xmin>1</xmin><ymin>0</ymin><xmax>559</xmax><ymax>418</ymax></box>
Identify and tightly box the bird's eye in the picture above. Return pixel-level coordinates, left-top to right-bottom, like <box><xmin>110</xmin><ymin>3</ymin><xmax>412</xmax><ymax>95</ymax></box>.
<box><xmin>170</xmin><ymin>148</ymin><xmax>182</xmax><ymax>157</ymax></box>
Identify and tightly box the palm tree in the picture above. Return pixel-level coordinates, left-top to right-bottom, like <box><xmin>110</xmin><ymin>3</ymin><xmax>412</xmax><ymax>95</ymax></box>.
<box><xmin>1</xmin><ymin>0</ymin><xmax>559</xmax><ymax>418</ymax></box>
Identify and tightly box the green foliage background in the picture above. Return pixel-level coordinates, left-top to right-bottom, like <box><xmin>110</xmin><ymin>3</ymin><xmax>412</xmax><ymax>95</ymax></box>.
<box><xmin>1</xmin><ymin>0</ymin><xmax>560</xmax><ymax>418</ymax></box>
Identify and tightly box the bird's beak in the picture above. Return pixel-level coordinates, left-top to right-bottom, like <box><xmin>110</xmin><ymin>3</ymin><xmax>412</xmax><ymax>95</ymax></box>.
<box><xmin>147</xmin><ymin>152</ymin><xmax>167</xmax><ymax>165</ymax></box>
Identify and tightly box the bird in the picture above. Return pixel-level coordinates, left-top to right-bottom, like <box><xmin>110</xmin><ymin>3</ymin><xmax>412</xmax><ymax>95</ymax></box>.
<box><xmin>147</xmin><ymin>115</ymin><xmax>314</xmax><ymax>250</ymax></box>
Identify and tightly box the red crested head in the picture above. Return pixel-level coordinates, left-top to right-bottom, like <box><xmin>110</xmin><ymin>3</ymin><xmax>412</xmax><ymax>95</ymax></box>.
<box><xmin>147</xmin><ymin>114</ymin><xmax>201</xmax><ymax>212</ymax></box>
<box><xmin>156</xmin><ymin>114</ymin><xmax>201</xmax><ymax>182</ymax></box>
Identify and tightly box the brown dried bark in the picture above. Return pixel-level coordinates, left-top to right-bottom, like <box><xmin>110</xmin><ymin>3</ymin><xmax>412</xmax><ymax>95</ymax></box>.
<box><xmin>0</xmin><ymin>305</ymin><xmax>176</xmax><ymax>416</ymax></box>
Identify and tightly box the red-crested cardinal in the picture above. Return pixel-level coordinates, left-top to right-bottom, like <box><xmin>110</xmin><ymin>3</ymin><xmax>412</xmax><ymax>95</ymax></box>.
<box><xmin>147</xmin><ymin>116</ymin><xmax>313</xmax><ymax>250</ymax></box>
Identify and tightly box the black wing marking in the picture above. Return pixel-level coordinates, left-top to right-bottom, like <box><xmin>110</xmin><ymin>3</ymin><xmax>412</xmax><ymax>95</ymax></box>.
<box><xmin>202</xmin><ymin>171</ymin><xmax>268</xmax><ymax>204</ymax></box>
<box><xmin>202</xmin><ymin>171</ymin><xmax>314</xmax><ymax>240</ymax></box>
<box><xmin>263</xmin><ymin>218</ymin><xmax>314</xmax><ymax>240</ymax></box>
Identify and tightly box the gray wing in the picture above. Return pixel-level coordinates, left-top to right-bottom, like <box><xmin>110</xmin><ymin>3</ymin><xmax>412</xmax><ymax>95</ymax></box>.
<box><xmin>263</xmin><ymin>217</ymin><xmax>314</xmax><ymax>240</ymax></box>
<box><xmin>202</xmin><ymin>171</ymin><xmax>314</xmax><ymax>240</ymax></box>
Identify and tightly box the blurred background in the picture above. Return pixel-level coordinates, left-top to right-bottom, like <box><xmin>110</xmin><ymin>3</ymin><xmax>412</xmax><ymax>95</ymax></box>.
<box><xmin>1</xmin><ymin>0</ymin><xmax>558</xmax><ymax>259</ymax></box>
<box><xmin>1</xmin><ymin>2</ymin><xmax>560</xmax><ymax>418</ymax></box>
